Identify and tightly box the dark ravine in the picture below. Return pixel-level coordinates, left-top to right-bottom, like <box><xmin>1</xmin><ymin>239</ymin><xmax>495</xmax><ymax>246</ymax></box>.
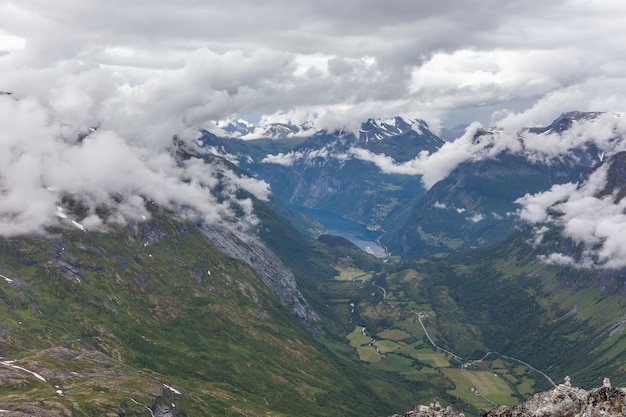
<box><xmin>391</xmin><ymin>378</ymin><xmax>626</xmax><ymax>417</ymax></box>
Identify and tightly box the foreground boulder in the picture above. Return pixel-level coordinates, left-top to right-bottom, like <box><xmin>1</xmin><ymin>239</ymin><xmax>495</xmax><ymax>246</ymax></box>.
<box><xmin>389</xmin><ymin>399</ymin><xmax>464</xmax><ymax>417</ymax></box>
<box><xmin>393</xmin><ymin>378</ymin><xmax>626</xmax><ymax>417</ymax></box>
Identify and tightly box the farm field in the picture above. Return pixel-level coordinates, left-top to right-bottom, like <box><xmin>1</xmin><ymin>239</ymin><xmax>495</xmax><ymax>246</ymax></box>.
<box><xmin>317</xmin><ymin>248</ymin><xmax>553</xmax><ymax>415</ymax></box>
<box><xmin>334</xmin><ymin>266</ymin><xmax>373</xmax><ymax>281</ymax></box>
<box><xmin>415</xmin><ymin>349</ymin><xmax>453</xmax><ymax>368</ymax></box>
<box><xmin>348</xmin><ymin>326</ymin><xmax>382</xmax><ymax>362</ymax></box>
<box><xmin>462</xmin><ymin>369</ymin><xmax>518</xmax><ymax>406</ymax></box>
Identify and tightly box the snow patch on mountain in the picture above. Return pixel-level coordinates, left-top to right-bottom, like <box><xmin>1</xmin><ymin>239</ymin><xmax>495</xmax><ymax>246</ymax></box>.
<box><xmin>207</xmin><ymin>117</ymin><xmax>317</xmax><ymax>140</ymax></box>
<box><xmin>359</xmin><ymin>117</ymin><xmax>429</xmax><ymax>143</ymax></box>
<box><xmin>345</xmin><ymin>112</ymin><xmax>626</xmax><ymax>189</ymax></box>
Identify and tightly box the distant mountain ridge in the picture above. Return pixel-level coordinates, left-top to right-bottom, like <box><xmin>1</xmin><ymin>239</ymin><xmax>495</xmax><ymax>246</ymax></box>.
<box><xmin>371</xmin><ymin>111</ymin><xmax>626</xmax><ymax>257</ymax></box>
<box><xmin>201</xmin><ymin>115</ymin><xmax>445</xmax><ymax>229</ymax></box>
<box><xmin>212</xmin><ymin>115</ymin><xmax>441</xmax><ymax>146</ymax></box>
<box><xmin>215</xmin><ymin>118</ymin><xmax>313</xmax><ymax>139</ymax></box>
<box><xmin>526</xmin><ymin>111</ymin><xmax>605</xmax><ymax>135</ymax></box>
<box><xmin>202</xmin><ymin>111</ymin><xmax>626</xmax><ymax>259</ymax></box>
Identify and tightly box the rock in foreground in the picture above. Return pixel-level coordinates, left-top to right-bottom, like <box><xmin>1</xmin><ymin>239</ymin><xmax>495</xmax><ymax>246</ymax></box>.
<box><xmin>392</xmin><ymin>379</ymin><xmax>626</xmax><ymax>417</ymax></box>
<box><xmin>389</xmin><ymin>400</ymin><xmax>464</xmax><ymax>417</ymax></box>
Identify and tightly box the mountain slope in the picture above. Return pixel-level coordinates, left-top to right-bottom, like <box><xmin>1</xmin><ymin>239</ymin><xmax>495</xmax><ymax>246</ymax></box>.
<box><xmin>408</xmin><ymin>151</ymin><xmax>626</xmax><ymax>387</ymax></box>
<box><xmin>382</xmin><ymin>152</ymin><xmax>590</xmax><ymax>257</ymax></box>
<box><xmin>0</xmin><ymin>204</ymin><xmax>425</xmax><ymax>416</ymax></box>
<box><xmin>0</xmin><ymin>138</ymin><xmax>432</xmax><ymax>416</ymax></box>
<box><xmin>382</xmin><ymin>112</ymin><xmax>620</xmax><ymax>258</ymax></box>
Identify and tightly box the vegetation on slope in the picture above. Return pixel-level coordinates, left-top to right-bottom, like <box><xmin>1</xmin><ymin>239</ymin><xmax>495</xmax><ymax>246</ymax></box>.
<box><xmin>0</xmin><ymin>208</ymin><xmax>420</xmax><ymax>416</ymax></box>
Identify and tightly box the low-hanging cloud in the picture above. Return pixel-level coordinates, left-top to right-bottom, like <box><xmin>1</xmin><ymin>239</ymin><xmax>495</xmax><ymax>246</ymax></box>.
<box><xmin>345</xmin><ymin>112</ymin><xmax>626</xmax><ymax>188</ymax></box>
<box><xmin>0</xmin><ymin>90</ymin><xmax>270</xmax><ymax>237</ymax></box>
<box><xmin>517</xmin><ymin>161</ymin><xmax>626</xmax><ymax>269</ymax></box>
<box><xmin>260</xmin><ymin>111</ymin><xmax>626</xmax><ymax>191</ymax></box>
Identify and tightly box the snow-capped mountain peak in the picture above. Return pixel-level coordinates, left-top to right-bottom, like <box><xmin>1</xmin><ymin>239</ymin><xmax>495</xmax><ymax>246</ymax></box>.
<box><xmin>359</xmin><ymin>116</ymin><xmax>429</xmax><ymax>142</ymax></box>
<box><xmin>216</xmin><ymin>119</ymin><xmax>255</xmax><ymax>137</ymax></box>
<box><xmin>525</xmin><ymin>111</ymin><xmax>605</xmax><ymax>135</ymax></box>
<box><xmin>210</xmin><ymin>115</ymin><xmax>434</xmax><ymax>141</ymax></box>
<box><xmin>210</xmin><ymin>118</ymin><xmax>315</xmax><ymax>140</ymax></box>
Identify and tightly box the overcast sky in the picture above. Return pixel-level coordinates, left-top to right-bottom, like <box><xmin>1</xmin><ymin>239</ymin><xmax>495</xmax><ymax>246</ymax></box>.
<box><xmin>1</xmin><ymin>0</ymin><xmax>625</xmax><ymax>131</ymax></box>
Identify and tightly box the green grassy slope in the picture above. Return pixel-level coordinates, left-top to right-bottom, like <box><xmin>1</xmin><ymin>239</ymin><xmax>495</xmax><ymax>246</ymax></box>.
<box><xmin>306</xmin><ymin>229</ymin><xmax>626</xmax><ymax>415</ymax></box>
<box><xmin>407</xmin><ymin>232</ymin><xmax>626</xmax><ymax>388</ymax></box>
<box><xmin>0</xmin><ymin>209</ymin><xmax>419</xmax><ymax>416</ymax></box>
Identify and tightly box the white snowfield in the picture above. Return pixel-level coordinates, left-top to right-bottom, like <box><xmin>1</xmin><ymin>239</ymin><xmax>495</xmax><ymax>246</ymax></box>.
<box><xmin>0</xmin><ymin>360</ymin><xmax>47</xmax><ymax>382</ymax></box>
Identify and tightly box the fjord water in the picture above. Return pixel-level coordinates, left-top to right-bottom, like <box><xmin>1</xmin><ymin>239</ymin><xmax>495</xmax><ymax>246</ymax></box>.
<box><xmin>291</xmin><ymin>205</ymin><xmax>387</xmax><ymax>257</ymax></box>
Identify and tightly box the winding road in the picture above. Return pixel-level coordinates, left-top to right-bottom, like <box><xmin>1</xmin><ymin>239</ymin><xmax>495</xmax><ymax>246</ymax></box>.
<box><xmin>416</xmin><ymin>312</ymin><xmax>556</xmax><ymax>406</ymax></box>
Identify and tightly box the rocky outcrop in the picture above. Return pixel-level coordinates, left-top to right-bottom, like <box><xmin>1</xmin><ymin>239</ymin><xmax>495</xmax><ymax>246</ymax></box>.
<box><xmin>152</xmin><ymin>402</ymin><xmax>175</xmax><ymax>417</ymax></box>
<box><xmin>484</xmin><ymin>381</ymin><xmax>587</xmax><ymax>417</ymax></box>
<box><xmin>389</xmin><ymin>400</ymin><xmax>464</xmax><ymax>417</ymax></box>
<box><xmin>393</xmin><ymin>379</ymin><xmax>626</xmax><ymax>417</ymax></box>
<box><xmin>485</xmin><ymin>379</ymin><xmax>626</xmax><ymax>417</ymax></box>
<box><xmin>199</xmin><ymin>223</ymin><xmax>320</xmax><ymax>330</ymax></box>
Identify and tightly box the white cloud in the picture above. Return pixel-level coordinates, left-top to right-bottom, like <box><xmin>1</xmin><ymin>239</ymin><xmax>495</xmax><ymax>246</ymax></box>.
<box><xmin>261</xmin><ymin>147</ymin><xmax>338</xmax><ymax>166</ymax></box>
<box><xmin>0</xmin><ymin>91</ymin><xmax>269</xmax><ymax>236</ymax></box>
<box><xmin>517</xmin><ymin>183</ymin><xmax>578</xmax><ymax>224</ymax></box>
<box><xmin>516</xmin><ymin>161</ymin><xmax>626</xmax><ymax>269</ymax></box>
<box><xmin>1</xmin><ymin>0</ymin><xmax>625</xmax><ymax>131</ymax></box>
<box><xmin>468</xmin><ymin>213</ymin><xmax>484</xmax><ymax>223</ymax></box>
<box><xmin>409</xmin><ymin>49</ymin><xmax>578</xmax><ymax>107</ymax></box>
<box><xmin>0</xmin><ymin>29</ymin><xmax>25</xmax><ymax>52</ymax></box>
<box><xmin>262</xmin><ymin>152</ymin><xmax>304</xmax><ymax>167</ymax></box>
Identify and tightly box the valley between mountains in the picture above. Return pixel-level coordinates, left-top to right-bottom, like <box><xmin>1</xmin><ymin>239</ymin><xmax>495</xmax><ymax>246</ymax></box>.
<box><xmin>2</xmin><ymin>110</ymin><xmax>626</xmax><ymax>416</ymax></box>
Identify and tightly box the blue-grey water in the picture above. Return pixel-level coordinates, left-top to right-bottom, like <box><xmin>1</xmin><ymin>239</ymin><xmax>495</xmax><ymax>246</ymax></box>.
<box><xmin>291</xmin><ymin>206</ymin><xmax>387</xmax><ymax>257</ymax></box>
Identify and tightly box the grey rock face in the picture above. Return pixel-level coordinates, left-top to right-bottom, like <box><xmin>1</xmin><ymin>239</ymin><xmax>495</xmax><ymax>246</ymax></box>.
<box><xmin>200</xmin><ymin>223</ymin><xmax>320</xmax><ymax>330</ymax></box>
<box><xmin>389</xmin><ymin>400</ymin><xmax>464</xmax><ymax>417</ymax></box>
<box><xmin>484</xmin><ymin>383</ymin><xmax>587</xmax><ymax>417</ymax></box>
<box><xmin>152</xmin><ymin>403</ymin><xmax>175</xmax><ymax>417</ymax></box>
<box><xmin>394</xmin><ymin>380</ymin><xmax>626</xmax><ymax>417</ymax></box>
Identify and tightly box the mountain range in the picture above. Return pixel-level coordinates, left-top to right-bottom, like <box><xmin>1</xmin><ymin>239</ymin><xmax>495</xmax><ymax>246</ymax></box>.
<box><xmin>2</xmin><ymin>109</ymin><xmax>626</xmax><ymax>416</ymax></box>
<box><xmin>201</xmin><ymin>116</ymin><xmax>444</xmax><ymax>233</ymax></box>
<box><xmin>203</xmin><ymin>112</ymin><xmax>622</xmax><ymax>257</ymax></box>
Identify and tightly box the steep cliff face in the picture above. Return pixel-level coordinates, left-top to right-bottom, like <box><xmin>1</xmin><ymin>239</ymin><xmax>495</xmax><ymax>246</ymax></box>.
<box><xmin>392</xmin><ymin>380</ymin><xmax>626</xmax><ymax>417</ymax></box>
<box><xmin>199</xmin><ymin>222</ymin><xmax>320</xmax><ymax>330</ymax></box>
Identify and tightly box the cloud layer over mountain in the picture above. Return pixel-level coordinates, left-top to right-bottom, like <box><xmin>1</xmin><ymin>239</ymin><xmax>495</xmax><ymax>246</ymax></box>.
<box><xmin>262</xmin><ymin>113</ymin><xmax>626</xmax><ymax>189</ymax></box>
<box><xmin>0</xmin><ymin>93</ymin><xmax>269</xmax><ymax>236</ymax></box>
<box><xmin>361</xmin><ymin>112</ymin><xmax>626</xmax><ymax>188</ymax></box>
<box><xmin>517</xmin><ymin>158</ymin><xmax>626</xmax><ymax>269</ymax></box>
<box><xmin>1</xmin><ymin>1</ymin><xmax>625</xmax><ymax>246</ymax></box>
